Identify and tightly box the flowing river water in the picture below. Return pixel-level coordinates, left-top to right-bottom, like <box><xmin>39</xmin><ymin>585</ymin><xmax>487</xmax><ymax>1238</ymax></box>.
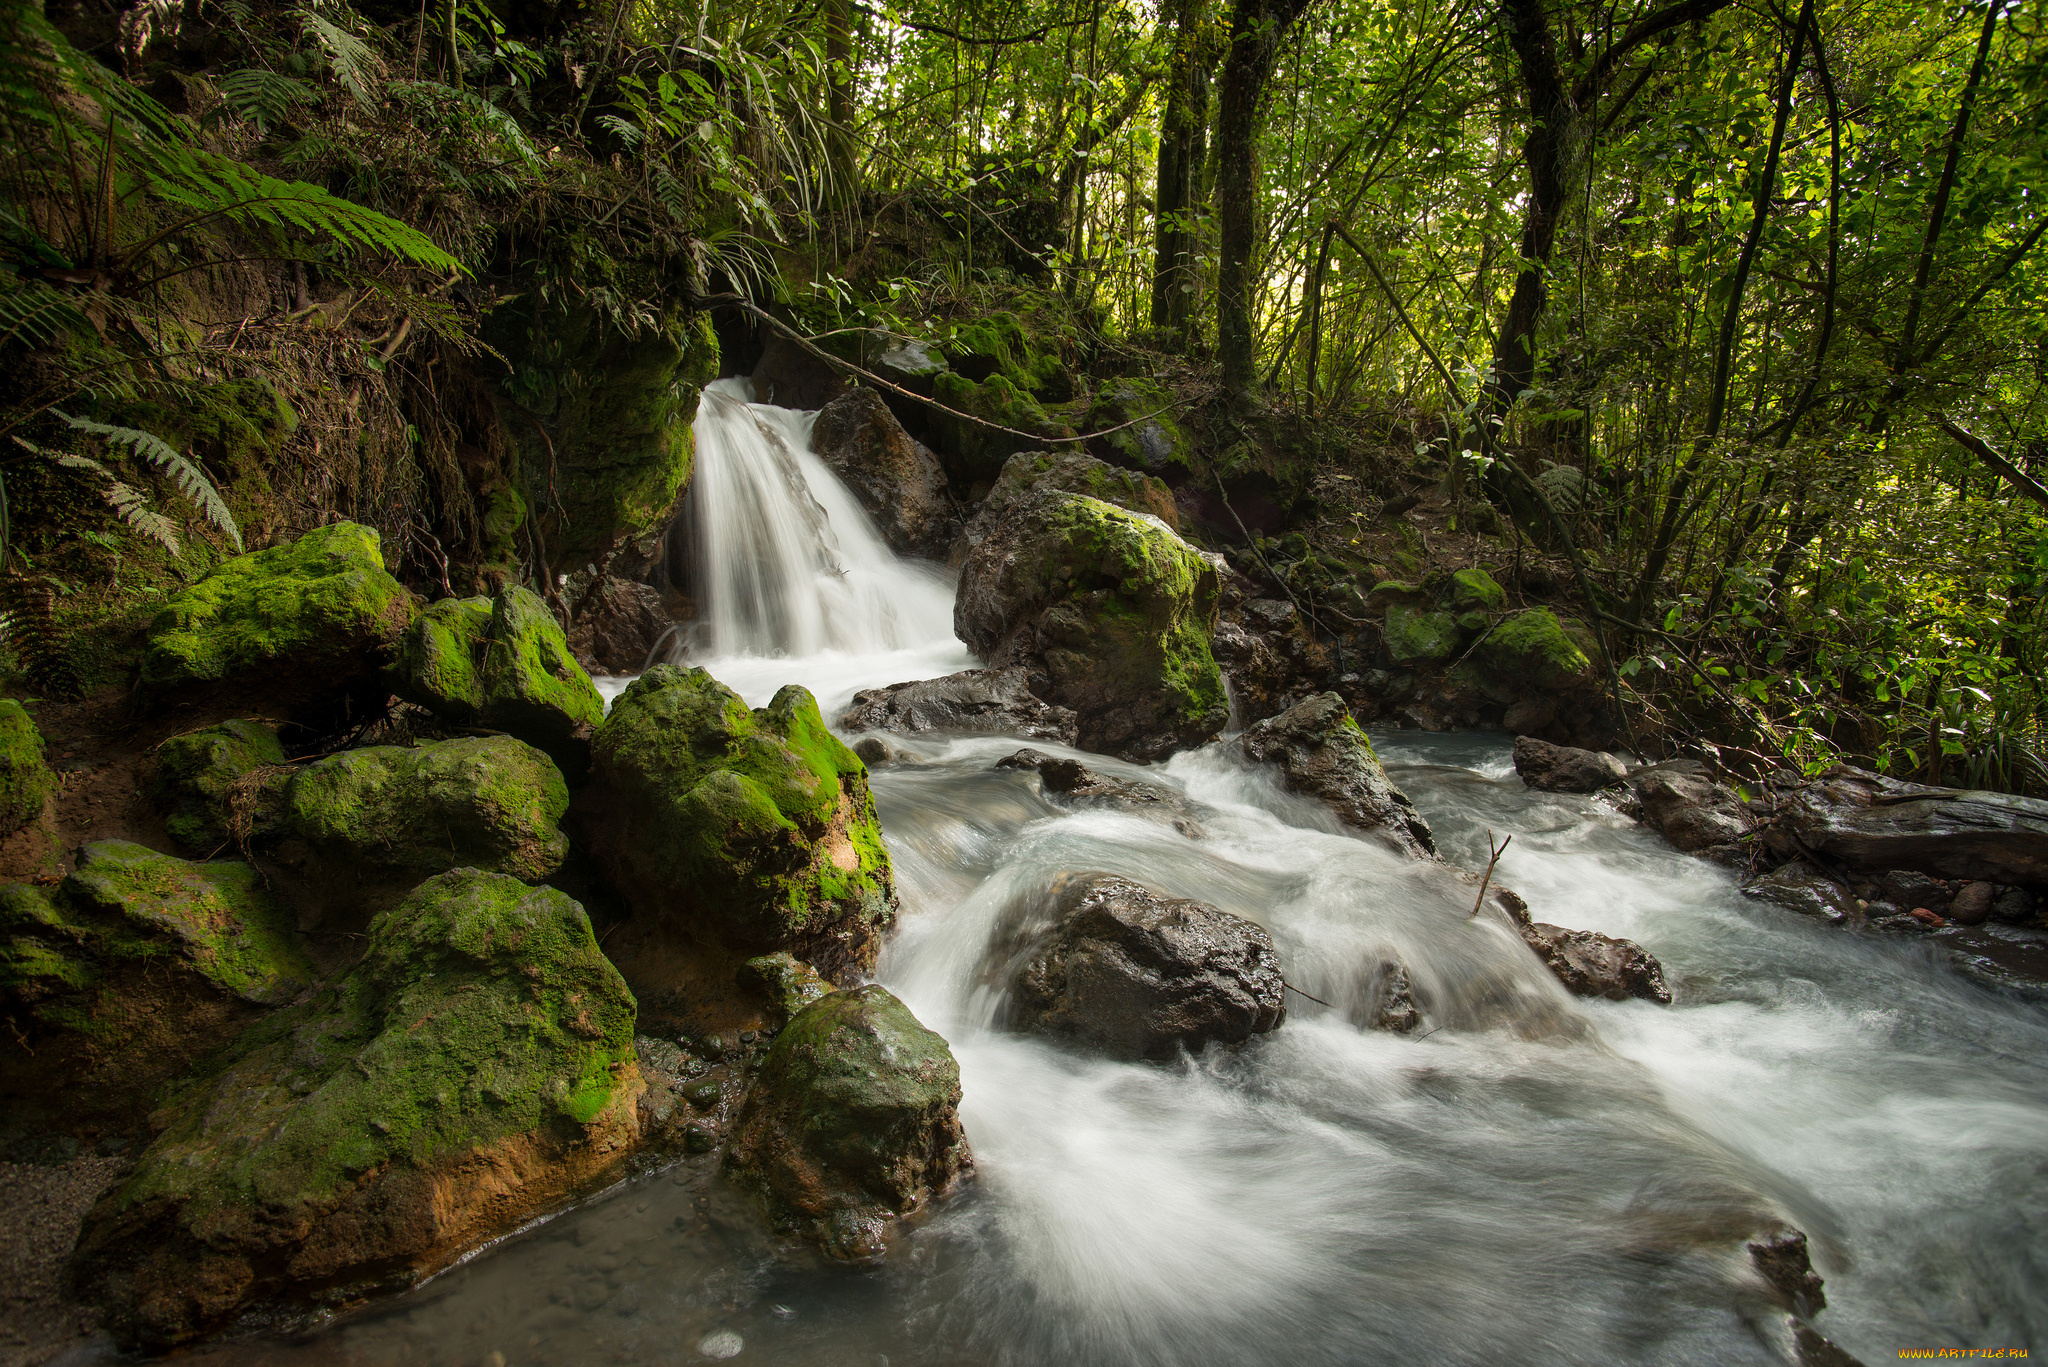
<box><xmin>170</xmin><ymin>381</ymin><xmax>2046</xmax><ymax>1367</ymax></box>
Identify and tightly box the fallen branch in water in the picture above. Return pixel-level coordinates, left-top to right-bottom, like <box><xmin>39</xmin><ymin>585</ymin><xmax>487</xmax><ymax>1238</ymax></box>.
<box><xmin>1468</xmin><ymin>829</ymin><xmax>1513</xmax><ymax>918</ymax></box>
<box><xmin>1282</xmin><ymin>979</ymin><xmax>1333</xmax><ymax>1007</ymax></box>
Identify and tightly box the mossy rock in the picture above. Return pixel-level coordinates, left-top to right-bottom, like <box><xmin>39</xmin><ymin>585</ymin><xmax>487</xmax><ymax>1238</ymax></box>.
<box><xmin>486</xmin><ymin>297</ymin><xmax>719</xmax><ymax>567</ymax></box>
<box><xmin>737</xmin><ymin>952</ymin><xmax>833</xmax><ymax>1027</ymax></box>
<box><xmin>1085</xmin><ymin>377</ymin><xmax>1193</xmax><ymax>478</ymax></box>
<box><xmin>1383</xmin><ymin>606</ymin><xmax>1461</xmax><ymax>667</ymax></box>
<box><xmin>156</xmin><ymin>720</ymin><xmax>287</xmax><ymax>852</ymax></box>
<box><xmin>388</xmin><ymin>585</ymin><xmax>606</xmax><ymax>778</ymax></box>
<box><xmin>1445</xmin><ymin>567</ymin><xmax>1506</xmax><ymax>612</ymax></box>
<box><xmin>1363</xmin><ymin>580</ymin><xmax>1428</xmax><ymax>617</ymax></box>
<box><xmin>944</xmin><ymin>311</ymin><xmax>1071</xmax><ymax>399</ymax></box>
<box><xmin>929</xmin><ymin>372</ymin><xmax>1074</xmax><ymax>487</ymax></box>
<box><xmin>69</xmin><ymin>869</ymin><xmax>641</xmax><ymax>1349</ymax></box>
<box><xmin>0</xmin><ymin>699</ymin><xmax>55</xmax><ymax>837</ymax></box>
<box><xmin>276</xmin><ymin>734</ymin><xmax>570</xmax><ymax>891</ymax></box>
<box><xmin>1456</xmin><ymin>610</ymin><xmax>1490</xmax><ymax>633</ymax></box>
<box><xmin>139</xmin><ymin>522</ymin><xmax>414</xmax><ymax>723</ymax></box>
<box><xmin>580</xmin><ymin>667</ymin><xmax>896</xmax><ymax>984</ymax></box>
<box><xmin>725</xmin><ymin>984</ymin><xmax>970</xmax><ymax>1264</ymax></box>
<box><xmin>1471</xmin><ymin>608</ymin><xmax>1597</xmax><ymax>693</ymax></box>
<box><xmin>2</xmin><ymin>840</ymin><xmax>313</xmax><ymax>1029</ymax></box>
<box><xmin>982</xmin><ymin>449</ymin><xmax>1180</xmax><ymax>532</ymax></box>
<box><xmin>955</xmin><ymin>492</ymin><xmax>1227</xmax><ymax>760</ymax></box>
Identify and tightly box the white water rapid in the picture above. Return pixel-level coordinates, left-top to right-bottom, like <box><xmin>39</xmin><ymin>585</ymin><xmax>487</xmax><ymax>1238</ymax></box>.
<box><xmin>184</xmin><ymin>387</ymin><xmax>2047</xmax><ymax>1367</ymax></box>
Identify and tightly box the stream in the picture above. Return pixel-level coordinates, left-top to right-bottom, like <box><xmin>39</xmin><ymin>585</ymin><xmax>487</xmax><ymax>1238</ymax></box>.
<box><xmin>171</xmin><ymin>381</ymin><xmax>2046</xmax><ymax>1367</ymax></box>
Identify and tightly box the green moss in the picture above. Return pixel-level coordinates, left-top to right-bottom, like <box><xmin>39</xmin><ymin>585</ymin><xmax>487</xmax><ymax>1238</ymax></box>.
<box><xmin>107</xmin><ymin>869</ymin><xmax>636</xmax><ymax>1222</ymax></box>
<box><xmin>1472</xmin><ymin>608</ymin><xmax>1596</xmax><ymax>691</ymax></box>
<box><xmin>283</xmin><ymin>734</ymin><xmax>569</xmax><ymax>882</ymax></box>
<box><xmin>589</xmin><ymin>668</ymin><xmax>894</xmax><ymax>952</ymax></box>
<box><xmin>931</xmin><ymin>372</ymin><xmax>1070</xmax><ymax>484</ymax></box>
<box><xmin>1446</xmin><ymin>567</ymin><xmax>1506</xmax><ymax>612</ymax></box>
<box><xmin>1456</xmin><ymin>611</ymin><xmax>1490</xmax><ymax>633</ymax></box>
<box><xmin>1085</xmin><ymin>378</ymin><xmax>1192</xmax><ymax>476</ymax></box>
<box><xmin>156</xmin><ymin>720</ymin><xmax>286</xmax><ymax>851</ymax></box>
<box><xmin>0</xmin><ymin>699</ymin><xmax>55</xmax><ymax>836</ymax></box>
<box><xmin>1384</xmin><ymin>606</ymin><xmax>1461</xmax><ymax>666</ymax></box>
<box><xmin>737</xmin><ymin>952</ymin><xmax>833</xmax><ymax>1026</ymax></box>
<box><xmin>982</xmin><ymin>449</ymin><xmax>1180</xmax><ymax>528</ymax></box>
<box><xmin>139</xmin><ymin>523</ymin><xmax>414</xmax><ymax>694</ymax></box>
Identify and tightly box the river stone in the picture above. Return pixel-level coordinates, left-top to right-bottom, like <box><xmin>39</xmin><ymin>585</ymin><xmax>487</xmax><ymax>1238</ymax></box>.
<box><xmin>813</xmin><ymin>387</ymin><xmax>957</xmax><ymax>559</ymax></box>
<box><xmin>580</xmin><ymin>666</ymin><xmax>896</xmax><ymax>983</ymax></box>
<box><xmin>1630</xmin><ymin>762</ymin><xmax>1753</xmax><ymax>854</ymax></box>
<box><xmin>840</xmin><ymin>667</ymin><xmax>1080</xmax><ymax>744</ymax></box>
<box><xmin>1232</xmin><ymin>693</ymin><xmax>1436</xmax><ymax>858</ymax></box>
<box><xmin>69</xmin><ymin>870</ymin><xmax>641</xmax><ymax>1348</ymax></box>
<box><xmin>930</xmin><ymin>373</ymin><xmax>1074</xmax><ymax>486</ymax></box>
<box><xmin>566</xmin><ymin>576</ymin><xmax>676</xmax><ymax>676</ymax></box>
<box><xmin>274</xmin><ymin>734</ymin><xmax>569</xmax><ymax>889</ymax></box>
<box><xmin>725</xmin><ymin>984</ymin><xmax>970</xmax><ymax>1263</ymax></box>
<box><xmin>0</xmin><ymin>698</ymin><xmax>55</xmax><ymax>837</ymax></box>
<box><xmin>980</xmin><ymin>448</ymin><xmax>1180</xmax><ymax>532</ymax></box>
<box><xmin>1008</xmin><ymin>872</ymin><xmax>1284</xmax><ymax>1060</ymax></box>
<box><xmin>1513</xmin><ymin>736</ymin><xmax>1626</xmax><ymax>793</ymax></box>
<box><xmin>155</xmin><ymin>719</ymin><xmax>287</xmax><ymax>852</ymax></box>
<box><xmin>139</xmin><ymin>522</ymin><xmax>414</xmax><ymax>723</ymax></box>
<box><xmin>995</xmin><ymin>748</ymin><xmax>1204</xmax><ymax>837</ymax></box>
<box><xmin>737</xmin><ymin>952</ymin><xmax>833</xmax><ymax>1027</ymax></box>
<box><xmin>388</xmin><ymin>585</ymin><xmax>606</xmax><ymax>779</ymax></box>
<box><xmin>954</xmin><ymin>491</ymin><xmax>1228</xmax><ymax>759</ymax></box>
<box><xmin>1742</xmin><ymin>861</ymin><xmax>1861</xmax><ymax>925</ymax></box>
<box><xmin>1760</xmin><ymin>764</ymin><xmax>2048</xmax><ymax>884</ymax></box>
<box><xmin>1949</xmin><ymin>881</ymin><xmax>1997</xmax><ymax>927</ymax></box>
<box><xmin>1519</xmin><ymin>921</ymin><xmax>1672</xmax><ymax>1004</ymax></box>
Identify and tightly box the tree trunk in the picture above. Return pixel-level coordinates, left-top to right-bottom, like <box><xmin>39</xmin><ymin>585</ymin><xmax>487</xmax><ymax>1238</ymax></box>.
<box><xmin>1151</xmin><ymin>0</ymin><xmax>1221</xmax><ymax>345</ymax></box>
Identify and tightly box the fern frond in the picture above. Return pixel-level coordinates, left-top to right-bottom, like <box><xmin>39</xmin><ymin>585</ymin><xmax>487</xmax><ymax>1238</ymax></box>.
<box><xmin>0</xmin><ymin>277</ymin><xmax>92</xmax><ymax>349</ymax></box>
<box><xmin>103</xmin><ymin>480</ymin><xmax>181</xmax><ymax>555</ymax></box>
<box><xmin>596</xmin><ymin>114</ymin><xmax>643</xmax><ymax>148</ymax></box>
<box><xmin>217</xmin><ymin>68</ymin><xmax>318</xmax><ymax>133</ymax></box>
<box><xmin>299</xmin><ymin>10</ymin><xmax>382</xmax><ymax>113</ymax></box>
<box><xmin>49</xmin><ymin>410</ymin><xmax>243</xmax><ymax>550</ymax></box>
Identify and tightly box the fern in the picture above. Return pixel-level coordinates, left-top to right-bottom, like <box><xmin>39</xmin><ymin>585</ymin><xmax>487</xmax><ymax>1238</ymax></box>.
<box><xmin>596</xmin><ymin>114</ymin><xmax>644</xmax><ymax>149</ymax></box>
<box><xmin>299</xmin><ymin>10</ymin><xmax>382</xmax><ymax>114</ymax></box>
<box><xmin>217</xmin><ymin>68</ymin><xmax>318</xmax><ymax>134</ymax></box>
<box><xmin>0</xmin><ymin>276</ymin><xmax>92</xmax><ymax>349</ymax></box>
<box><xmin>47</xmin><ymin>411</ymin><xmax>242</xmax><ymax>551</ymax></box>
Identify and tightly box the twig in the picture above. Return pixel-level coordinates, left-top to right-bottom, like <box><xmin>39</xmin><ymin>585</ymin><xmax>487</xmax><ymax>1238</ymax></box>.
<box><xmin>1468</xmin><ymin>829</ymin><xmax>1513</xmax><ymax>917</ymax></box>
<box><xmin>1282</xmin><ymin>979</ymin><xmax>1333</xmax><ymax>1007</ymax></box>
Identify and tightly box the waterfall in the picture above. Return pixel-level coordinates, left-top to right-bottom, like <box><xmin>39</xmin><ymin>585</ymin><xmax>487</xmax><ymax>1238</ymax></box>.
<box><xmin>647</xmin><ymin>377</ymin><xmax>971</xmax><ymax>711</ymax></box>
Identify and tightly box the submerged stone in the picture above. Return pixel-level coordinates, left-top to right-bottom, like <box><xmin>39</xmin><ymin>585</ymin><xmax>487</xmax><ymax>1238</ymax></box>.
<box><xmin>70</xmin><ymin>870</ymin><xmax>641</xmax><ymax>1348</ymax></box>
<box><xmin>725</xmin><ymin>984</ymin><xmax>970</xmax><ymax>1263</ymax></box>
<box><xmin>580</xmin><ymin>666</ymin><xmax>897</xmax><ymax>983</ymax></box>
<box><xmin>139</xmin><ymin>523</ymin><xmax>414</xmax><ymax>722</ymax></box>
<box><xmin>840</xmin><ymin>667</ymin><xmax>1080</xmax><ymax>744</ymax></box>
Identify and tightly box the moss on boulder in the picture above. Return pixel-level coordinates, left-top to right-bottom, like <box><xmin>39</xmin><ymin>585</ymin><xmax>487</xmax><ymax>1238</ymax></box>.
<box><xmin>1446</xmin><ymin>567</ymin><xmax>1506</xmax><ymax>612</ymax></box>
<box><xmin>1472</xmin><ymin>608</ymin><xmax>1597</xmax><ymax>692</ymax></box>
<box><xmin>156</xmin><ymin>720</ymin><xmax>287</xmax><ymax>852</ymax></box>
<box><xmin>139</xmin><ymin>523</ymin><xmax>414</xmax><ymax>722</ymax></box>
<box><xmin>725</xmin><ymin>984</ymin><xmax>970</xmax><ymax>1263</ymax></box>
<box><xmin>1085</xmin><ymin>377</ymin><xmax>1193</xmax><ymax>478</ymax></box>
<box><xmin>0</xmin><ymin>699</ymin><xmax>55</xmax><ymax>837</ymax></box>
<box><xmin>275</xmin><ymin>734</ymin><xmax>570</xmax><ymax>889</ymax></box>
<box><xmin>580</xmin><ymin>667</ymin><xmax>896</xmax><ymax>984</ymax></box>
<box><xmin>387</xmin><ymin>585</ymin><xmax>606</xmax><ymax>778</ymax></box>
<box><xmin>930</xmin><ymin>372</ymin><xmax>1074</xmax><ymax>487</ymax></box>
<box><xmin>954</xmin><ymin>492</ymin><xmax>1227</xmax><ymax>760</ymax></box>
<box><xmin>1383</xmin><ymin>605</ymin><xmax>1461</xmax><ymax>667</ymax></box>
<box><xmin>737</xmin><ymin>952</ymin><xmax>833</xmax><ymax>1027</ymax></box>
<box><xmin>69</xmin><ymin>869</ymin><xmax>641</xmax><ymax>1348</ymax></box>
<box><xmin>982</xmin><ymin>449</ymin><xmax>1181</xmax><ymax>532</ymax></box>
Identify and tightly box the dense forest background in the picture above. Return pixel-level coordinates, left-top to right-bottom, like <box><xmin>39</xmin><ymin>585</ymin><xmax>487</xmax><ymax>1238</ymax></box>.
<box><xmin>1</xmin><ymin>0</ymin><xmax>2043</xmax><ymax>787</ymax></box>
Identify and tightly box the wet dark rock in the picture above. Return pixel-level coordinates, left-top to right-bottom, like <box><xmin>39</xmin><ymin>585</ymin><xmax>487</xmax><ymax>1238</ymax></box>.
<box><xmin>725</xmin><ymin>985</ymin><xmax>971</xmax><ymax>1263</ymax></box>
<box><xmin>1741</xmin><ymin>861</ymin><xmax>1861</xmax><ymax>926</ymax></box>
<box><xmin>994</xmin><ymin>749</ymin><xmax>1204</xmax><ymax>836</ymax></box>
<box><xmin>1877</xmin><ymin>868</ymin><xmax>1951</xmax><ymax>916</ymax></box>
<box><xmin>840</xmin><ymin>667</ymin><xmax>1079</xmax><ymax>744</ymax></box>
<box><xmin>1212</xmin><ymin>590</ymin><xmax>1333</xmax><ymax>727</ymax></box>
<box><xmin>566</xmin><ymin>576</ymin><xmax>676</xmax><ymax>676</ymax></box>
<box><xmin>977</xmin><ymin>448</ymin><xmax>1180</xmax><ymax>531</ymax></box>
<box><xmin>1232</xmin><ymin>693</ymin><xmax>1435</xmax><ymax>858</ymax></box>
<box><xmin>1993</xmin><ymin>885</ymin><xmax>2039</xmax><ymax>926</ymax></box>
<box><xmin>851</xmin><ymin>736</ymin><xmax>897</xmax><ymax>766</ymax></box>
<box><xmin>1512</xmin><ymin>736</ymin><xmax>1627</xmax><ymax>793</ymax></box>
<box><xmin>1354</xmin><ymin>957</ymin><xmax>1420</xmax><ymax>1033</ymax></box>
<box><xmin>736</xmin><ymin>952</ymin><xmax>833</xmax><ymax>1027</ymax></box>
<box><xmin>954</xmin><ymin>490</ymin><xmax>1228</xmax><ymax>760</ymax></box>
<box><xmin>1924</xmin><ymin>921</ymin><xmax>2048</xmax><ymax>1000</ymax></box>
<box><xmin>1758</xmin><ymin>764</ymin><xmax>2048</xmax><ymax>884</ymax></box>
<box><xmin>1629</xmin><ymin>762</ymin><xmax>1753</xmax><ymax>854</ymax></box>
<box><xmin>1948</xmin><ymin>881</ymin><xmax>1996</xmax><ymax>926</ymax></box>
<box><xmin>1747</xmin><ymin>1224</ymin><xmax>1826</xmax><ymax>1318</ymax></box>
<box><xmin>1501</xmin><ymin>697</ymin><xmax>1558</xmax><ymax>735</ymax></box>
<box><xmin>813</xmin><ymin>388</ymin><xmax>958</xmax><ymax>560</ymax></box>
<box><xmin>1008</xmin><ymin>872</ymin><xmax>1284</xmax><ymax>1060</ymax></box>
<box><xmin>1518</xmin><ymin>921</ymin><xmax>1672</xmax><ymax>1004</ymax></box>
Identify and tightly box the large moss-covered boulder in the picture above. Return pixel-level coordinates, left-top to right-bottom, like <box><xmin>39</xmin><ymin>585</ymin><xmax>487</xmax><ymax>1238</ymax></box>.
<box><xmin>388</xmin><ymin>585</ymin><xmax>606</xmax><ymax>777</ymax></box>
<box><xmin>1384</xmin><ymin>605</ymin><xmax>1461</xmax><ymax>667</ymax></box>
<box><xmin>272</xmin><ymin>735</ymin><xmax>569</xmax><ymax>898</ymax></box>
<box><xmin>487</xmin><ymin>300</ymin><xmax>719</xmax><ymax>566</ymax></box>
<box><xmin>156</xmin><ymin>720</ymin><xmax>287</xmax><ymax>852</ymax></box>
<box><xmin>929</xmin><ymin>372</ymin><xmax>1074</xmax><ymax>487</ymax></box>
<box><xmin>1</xmin><ymin>842</ymin><xmax>312</xmax><ymax>1136</ymax></box>
<box><xmin>0</xmin><ymin>698</ymin><xmax>55</xmax><ymax>837</ymax></box>
<box><xmin>956</xmin><ymin>492</ymin><xmax>1227</xmax><ymax>759</ymax></box>
<box><xmin>980</xmin><ymin>449</ymin><xmax>1180</xmax><ymax>532</ymax></box>
<box><xmin>725</xmin><ymin>985</ymin><xmax>970</xmax><ymax>1264</ymax></box>
<box><xmin>579</xmin><ymin>667</ymin><xmax>896</xmax><ymax>984</ymax></box>
<box><xmin>1085</xmin><ymin>377</ymin><xmax>1193</xmax><ymax>478</ymax></box>
<box><xmin>69</xmin><ymin>870</ymin><xmax>640</xmax><ymax>1348</ymax></box>
<box><xmin>139</xmin><ymin>523</ymin><xmax>414</xmax><ymax>723</ymax></box>
<box><xmin>1471</xmin><ymin>608</ymin><xmax>1597</xmax><ymax>693</ymax></box>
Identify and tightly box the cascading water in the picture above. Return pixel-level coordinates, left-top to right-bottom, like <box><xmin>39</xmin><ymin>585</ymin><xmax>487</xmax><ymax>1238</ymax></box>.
<box><xmin>182</xmin><ymin>392</ymin><xmax>2047</xmax><ymax>1367</ymax></box>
